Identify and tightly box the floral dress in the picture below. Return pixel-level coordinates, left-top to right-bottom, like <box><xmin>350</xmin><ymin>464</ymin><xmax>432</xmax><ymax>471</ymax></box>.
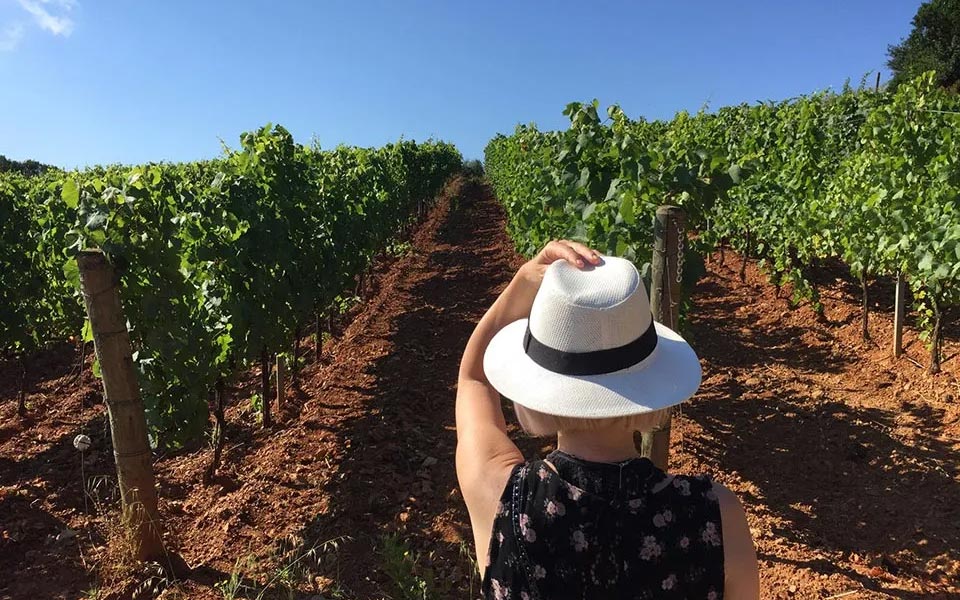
<box><xmin>481</xmin><ymin>450</ymin><xmax>724</xmax><ymax>599</ymax></box>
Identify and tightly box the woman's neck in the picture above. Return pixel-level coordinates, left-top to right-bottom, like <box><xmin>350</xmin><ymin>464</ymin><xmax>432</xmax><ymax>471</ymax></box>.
<box><xmin>556</xmin><ymin>427</ymin><xmax>641</xmax><ymax>463</ymax></box>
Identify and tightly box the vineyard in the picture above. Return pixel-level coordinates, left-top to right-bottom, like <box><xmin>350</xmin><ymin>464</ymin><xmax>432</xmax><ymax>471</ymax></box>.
<box><xmin>485</xmin><ymin>72</ymin><xmax>960</xmax><ymax>371</ymax></box>
<box><xmin>1</xmin><ymin>74</ymin><xmax>960</xmax><ymax>599</ymax></box>
<box><xmin>1</xmin><ymin>125</ymin><xmax>461</xmax><ymax>448</ymax></box>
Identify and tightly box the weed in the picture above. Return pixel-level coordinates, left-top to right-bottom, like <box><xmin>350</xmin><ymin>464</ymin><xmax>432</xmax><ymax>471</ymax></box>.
<box><xmin>81</xmin><ymin>475</ymin><xmax>141</xmax><ymax>586</ymax></box>
<box><xmin>386</xmin><ymin>240</ymin><xmax>413</xmax><ymax>257</ymax></box>
<box><xmin>215</xmin><ymin>557</ymin><xmax>247</xmax><ymax>599</ymax></box>
<box><xmin>81</xmin><ymin>587</ymin><xmax>101</xmax><ymax>600</ymax></box>
<box><xmin>260</xmin><ymin>533</ymin><xmax>322</xmax><ymax>600</ymax></box>
<box><xmin>380</xmin><ymin>534</ymin><xmax>435</xmax><ymax>600</ymax></box>
<box><xmin>334</xmin><ymin>294</ymin><xmax>361</xmax><ymax>315</ymax></box>
<box><xmin>458</xmin><ymin>541</ymin><xmax>479</xmax><ymax>599</ymax></box>
<box><xmin>248</xmin><ymin>393</ymin><xmax>263</xmax><ymax>421</ymax></box>
<box><xmin>214</xmin><ymin>535</ymin><xmax>351</xmax><ymax>600</ymax></box>
<box><xmin>131</xmin><ymin>562</ymin><xmax>172</xmax><ymax>599</ymax></box>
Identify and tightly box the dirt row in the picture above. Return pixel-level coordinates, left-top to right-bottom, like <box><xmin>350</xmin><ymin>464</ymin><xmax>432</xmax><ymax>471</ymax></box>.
<box><xmin>1</xmin><ymin>179</ymin><xmax>958</xmax><ymax>599</ymax></box>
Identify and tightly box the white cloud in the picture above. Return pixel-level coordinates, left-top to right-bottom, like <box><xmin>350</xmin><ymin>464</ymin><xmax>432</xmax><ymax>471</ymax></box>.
<box><xmin>16</xmin><ymin>0</ymin><xmax>75</xmax><ymax>37</ymax></box>
<box><xmin>0</xmin><ymin>23</ymin><xmax>25</xmax><ymax>51</ymax></box>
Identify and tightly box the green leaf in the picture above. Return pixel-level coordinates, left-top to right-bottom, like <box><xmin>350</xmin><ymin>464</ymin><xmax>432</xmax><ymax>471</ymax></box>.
<box><xmin>62</xmin><ymin>179</ymin><xmax>79</xmax><ymax>208</ymax></box>
<box><xmin>85</xmin><ymin>211</ymin><xmax>108</xmax><ymax>230</ymax></box>
<box><xmin>62</xmin><ymin>258</ymin><xmax>80</xmax><ymax>289</ymax></box>
<box><xmin>604</xmin><ymin>179</ymin><xmax>621</xmax><ymax>202</ymax></box>
<box><xmin>727</xmin><ymin>164</ymin><xmax>743</xmax><ymax>184</ymax></box>
<box><xmin>577</xmin><ymin>167</ymin><xmax>590</xmax><ymax>189</ymax></box>
<box><xmin>620</xmin><ymin>193</ymin><xmax>636</xmax><ymax>225</ymax></box>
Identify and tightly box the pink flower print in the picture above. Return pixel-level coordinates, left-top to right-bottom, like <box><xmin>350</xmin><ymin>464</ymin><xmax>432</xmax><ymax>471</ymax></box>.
<box><xmin>640</xmin><ymin>535</ymin><xmax>662</xmax><ymax>560</ymax></box>
<box><xmin>521</xmin><ymin>593</ymin><xmax>531</xmax><ymax>600</ymax></box>
<box><xmin>538</xmin><ymin>465</ymin><xmax>549</xmax><ymax>480</ymax></box>
<box><xmin>673</xmin><ymin>477</ymin><xmax>692</xmax><ymax>496</ymax></box>
<box><xmin>653</xmin><ymin>511</ymin><xmax>673</xmax><ymax>528</ymax></box>
<box><xmin>628</xmin><ymin>498</ymin><xmax>644</xmax><ymax>512</ymax></box>
<box><xmin>705</xmin><ymin>486</ymin><xmax>718</xmax><ymax>502</ymax></box>
<box><xmin>662</xmin><ymin>573</ymin><xmax>678</xmax><ymax>590</ymax></box>
<box><xmin>679</xmin><ymin>536</ymin><xmax>690</xmax><ymax>549</ymax></box>
<box><xmin>702</xmin><ymin>521</ymin><xmax>721</xmax><ymax>546</ymax></box>
<box><xmin>533</xmin><ymin>565</ymin><xmax>547</xmax><ymax>579</ymax></box>
<box><xmin>707</xmin><ymin>591</ymin><xmax>718</xmax><ymax>600</ymax></box>
<box><xmin>565</xmin><ymin>482</ymin><xmax>584</xmax><ymax>501</ymax></box>
<box><xmin>495</xmin><ymin>501</ymin><xmax>507</xmax><ymax>516</ymax></box>
<box><xmin>491</xmin><ymin>579</ymin><xmax>510</xmax><ymax>600</ymax></box>
<box><xmin>571</xmin><ymin>529</ymin><xmax>589</xmax><ymax>552</ymax></box>
<box><xmin>519</xmin><ymin>514</ymin><xmax>537</xmax><ymax>543</ymax></box>
<box><xmin>498</xmin><ymin>532</ymin><xmax>505</xmax><ymax>544</ymax></box>
<box><xmin>545</xmin><ymin>499</ymin><xmax>566</xmax><ymax>517</ymax></box>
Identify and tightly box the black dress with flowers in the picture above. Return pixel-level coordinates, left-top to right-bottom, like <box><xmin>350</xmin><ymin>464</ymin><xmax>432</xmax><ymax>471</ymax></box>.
<box><xmin>481</xmin><ymin>451</ymin><xmax>724</xmax><ymax>600</ymax></box>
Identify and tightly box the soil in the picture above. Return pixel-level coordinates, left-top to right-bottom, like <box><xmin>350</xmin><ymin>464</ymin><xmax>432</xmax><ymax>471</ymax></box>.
<box><xmin>1</xmin><ymin>178</ymin><xmax>958</xmax><ymax>599</ymax></box>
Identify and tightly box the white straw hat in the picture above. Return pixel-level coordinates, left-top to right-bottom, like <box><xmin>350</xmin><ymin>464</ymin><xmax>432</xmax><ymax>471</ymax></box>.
<box><xmin>483</xmin><ymin>256</ymin><xmax>701</xmax><ymax>418</ymax></box>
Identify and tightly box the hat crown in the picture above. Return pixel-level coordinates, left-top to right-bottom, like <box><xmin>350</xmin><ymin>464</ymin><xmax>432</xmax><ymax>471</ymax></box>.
<box><xmin>528</xmin><ymin>257</ymin><xmax>652</xmax><ymax>353</ymax></box>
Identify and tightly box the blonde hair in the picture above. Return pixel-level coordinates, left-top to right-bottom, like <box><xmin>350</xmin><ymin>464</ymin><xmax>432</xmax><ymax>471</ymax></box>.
<box><xmin>513</xmin><ymin>403</ymin><xmax>672</xmax><ymax>437</ymax></box>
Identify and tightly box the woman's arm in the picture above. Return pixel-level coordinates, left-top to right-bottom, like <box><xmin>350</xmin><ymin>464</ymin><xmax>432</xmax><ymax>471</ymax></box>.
<box><xmin>455</xmin><ymin>240</ymin><xmax>600</xmax><ymax>574</ymax></box>
<box><xmin>716</xmin><ymin>484</ymin><xmax>760</xmax><ymax>599</ymax></box>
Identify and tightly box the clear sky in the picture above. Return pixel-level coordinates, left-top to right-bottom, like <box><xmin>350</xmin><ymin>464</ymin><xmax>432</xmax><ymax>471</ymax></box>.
<box><xmin>0</xmin><ymin>0</ymin><xmax>922</xmax><ymax>168</ymax></box>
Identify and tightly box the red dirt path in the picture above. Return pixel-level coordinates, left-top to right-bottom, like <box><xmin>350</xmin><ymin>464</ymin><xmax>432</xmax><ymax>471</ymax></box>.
<box><xmin>1</xmin><ymin>178</ymin><xmax>958</xmax><ymax>599</ymax></box>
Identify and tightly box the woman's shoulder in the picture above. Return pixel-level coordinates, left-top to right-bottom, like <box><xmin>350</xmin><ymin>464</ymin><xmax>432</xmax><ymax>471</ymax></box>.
<box><xmin>645</xmin><ymin>470</ymin><xmax>722</xmax><ymax>511</ymax></box>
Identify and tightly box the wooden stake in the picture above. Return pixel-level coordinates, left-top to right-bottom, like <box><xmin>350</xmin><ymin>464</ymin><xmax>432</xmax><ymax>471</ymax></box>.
<box><xmin>930</xmin><ymin>296</ymin><xmax>942</xmax><ymax>374</ymax></box>
<box><xmin>641</xmin><ymin>206</ymin><xmax>686</xmax><ymax>471</ymax></box>
<box><xmin>739</xmin><ymin>228</ymin><xmax>749</xmax><ymax>282</ymax></box>
<box><xmin>292</xmin><ymin>327</ymin><xmax>300</xmax><ymax>386</ymax></box>
<box><xmin>260</xmin><ymin>347</ymin><xmax>272</xmax><ymax>428</ymax></box>
<box><xmin>276</xmin><ymin>354</ymin><xmax>286</xmax><ymax>411</ymax></box>
<box><xmin>860</xmin><ymin>274</ymin><xmax>870</xmax><ymax>341</ymax></box>
<box><xmin>77</xmin><ymin>250</ymin><xmax>164</xmax><ymax>562</ymax></box>
<box><xmin>205</xmin><ymin>377</ymin><xmax>226</xmax><ymax>483</ymax></box>
<box><xmin>893</xmin><ymin>272</ymin><xmax>905</xmax><ymax>358</ymax></box>
<box><xmin>17</xmin><ymin>354</ymin><xmax>26</xmax><ymax>417</ymax></box>
<box><xmin>315</xmin><ymin>312</ymin><xmax>322</xmax><ymax>360</ymax></box>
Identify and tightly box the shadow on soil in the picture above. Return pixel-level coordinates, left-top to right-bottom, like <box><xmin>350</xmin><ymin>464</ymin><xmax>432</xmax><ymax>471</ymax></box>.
<box><xmin>279</xmin><ymin>180</ymin><xmax>540</xmax><ymax>598</ymax></box>
<box><xmin>686</xmin><ymin>278</ymin><xmax>959</xmax><ymax>597</ymax></box>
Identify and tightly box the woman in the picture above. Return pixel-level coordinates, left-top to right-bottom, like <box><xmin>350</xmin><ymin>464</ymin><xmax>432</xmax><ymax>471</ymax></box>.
<box><xmin>456</xmin><ymin>240</ymin><xmax>759</xmax><ymax>599</ymax></box>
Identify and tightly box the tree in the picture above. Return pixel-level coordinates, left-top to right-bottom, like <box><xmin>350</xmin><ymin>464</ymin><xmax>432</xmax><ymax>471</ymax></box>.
<box><xmin>887</xmin><ymin>0</ymin><xmax>960</xmax><ymax>91</ymax></box>
<box><xmin>0</xmin><ymin>155</ymin><xmax>54</xmax><ymax>177</ymax></box>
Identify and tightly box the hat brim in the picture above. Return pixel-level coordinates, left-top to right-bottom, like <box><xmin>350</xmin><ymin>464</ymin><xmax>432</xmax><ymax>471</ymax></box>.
<box><xmin>483</xmin><ymin>319</ymin><xmax>702</xmax><ymax>418</ymax></box>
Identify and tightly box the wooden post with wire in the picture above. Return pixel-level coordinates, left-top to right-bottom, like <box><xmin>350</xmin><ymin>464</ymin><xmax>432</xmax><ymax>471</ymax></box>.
<box><xmin>640</xmin><ymin>206</ymin><xmax>685</xmax><ymax>470</ymax></box>
<box><xmin>77</xmin><ymin>250</ymin><xmax>164</xmax><ymax>562</ymax></box>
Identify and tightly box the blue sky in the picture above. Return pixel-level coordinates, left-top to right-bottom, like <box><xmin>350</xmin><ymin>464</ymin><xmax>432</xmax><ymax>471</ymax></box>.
<box><xmin>0</xmin><ymin>1</ymin><xmax>922</xmax><ymax>168</ymax></box>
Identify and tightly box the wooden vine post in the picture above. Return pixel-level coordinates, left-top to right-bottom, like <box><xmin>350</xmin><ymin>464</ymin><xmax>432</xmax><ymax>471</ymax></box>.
<box><xmin>275</xmin><ymin>354</ymin><xmax>286</xmax><ymax>411</ymax></box>
<box><xmin>893</xmin><ymin>272</ymin><xmax>906</xmax><ymax>358</ymax></box>
<box><xmin>77</xmin><ymin>250</ymin><xmax>164</xmax><ymax>562</ymax></box>
<box><xmin>315</xmin><ymin>311</ymin><xmax>323</xmax><ymax>360</ymax></box>
<box><xmin>260</xmin><ymin>347</ymin><xmax>272</xmax><ymax>428</ymax></box>
<box><xmin>640</xmin><ymin>206</ymin><xmax>685</xmax><ymax>470</ymax></box>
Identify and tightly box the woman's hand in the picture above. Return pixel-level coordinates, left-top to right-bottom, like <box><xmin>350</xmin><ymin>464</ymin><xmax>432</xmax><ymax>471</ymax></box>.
<box><xmin>457</xmin><ymin>238</ymin><xmax>603</xmax><ymax>387</ymax></box>
<box><xmin>516</xmin><ymin>239</ymin><xmax>603</xmax><ymax>296</ymax></box>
